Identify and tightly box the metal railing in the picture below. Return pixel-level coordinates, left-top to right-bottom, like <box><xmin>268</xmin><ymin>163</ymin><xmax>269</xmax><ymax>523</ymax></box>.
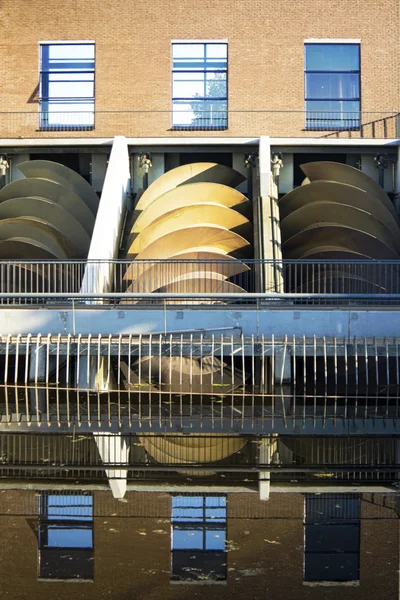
<box><xmin>1</xmin><ymin>259</ymin><xmax>400</xmax><ymax>307</ymax></box>
<box><xmin>0</xmin><ymin>110</ymin><xmax>398</xmax><ymax>139</ymax></box>
<box><xmin>0</xmin><ymin>433</ymin><xmax>397</xmax><ymax>484</ymax></box>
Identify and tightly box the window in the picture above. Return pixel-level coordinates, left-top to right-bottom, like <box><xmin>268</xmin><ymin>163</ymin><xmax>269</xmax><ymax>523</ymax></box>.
<box><xmin>305</xmin><ymin>43</ymin><xmax>360</xmax><ymax>130</ymax></box>
<box><xmin>38</xmin><ymin>493</ymin><xmax>94</xmax><ymax>581</ymax></box>
<box><xmin>172</xmin><ymin>42</ymin><xmax>227</xmax><ymax>130</ymax></box>
<box><xmin>304</xmin><ymin>494</ymin><xmax>360</xmax><ymax>583</ymax></box>
<box><xmin>171</xmin><ymin>495</ymin><xmax>227</xmax><ymax>582</ymax></box>
<box><xmin>40</xmin><ymin>43</ymin><xmax>95</xmax><ymax>130</ymax></box>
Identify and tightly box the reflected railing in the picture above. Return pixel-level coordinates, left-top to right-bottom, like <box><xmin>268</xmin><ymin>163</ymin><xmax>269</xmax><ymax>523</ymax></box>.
<box><xmin>0</xmin><ymin>433</ymin><xmax>397</xmax><ymax>484</ymax></box>
<box><xmin>0</xmin><ymin>387</ymin><xmax>399</xmax><ymax>433</ymax></box>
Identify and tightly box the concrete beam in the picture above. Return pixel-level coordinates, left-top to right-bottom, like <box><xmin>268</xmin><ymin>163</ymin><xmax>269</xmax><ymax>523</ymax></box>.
<box><xmin>2</xmin><ymin>306</ymin><xmax>400</xmax><ymax>339</ymax></box>
<box><xmin>258</xmin><ymin>136</ymin><xmax>284</xmax><ymax>292</ymax></box>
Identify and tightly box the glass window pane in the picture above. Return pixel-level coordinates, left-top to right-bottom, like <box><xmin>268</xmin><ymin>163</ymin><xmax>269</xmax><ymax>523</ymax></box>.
<box><xmin>43</xmin><ymin>103</ymin><xmax>94</xmax><ymax>126</ymax></box>
<box><xmin>173</xmin><ymin>78</ymin><xmax>205</xmax><ymax>99</ymax></box>
<box><xmin>205</xmin><ymin>508</ymin><xmax>226</xmax><ymax>521</ymax></box>
<box><xmin>205</xmin><ymin>529</ymin><xmax>226</xmax><ymax>550</ymax></box>
<box><xmin>305</xmin><ymin>73</ymin><xmax>359</xmax><ymax>100</ymax></box>
<box><xmin>305</xmin><ymin>100</ymin><xmax>360</xmax><ymax>113</ymax></box>
<box><xmin>173</xmin><ymin>43</ymin><xmax>227</xmax><ymax>71</ymax></box>
<box><xmin>47</xmin><ymin>527</ymin><xmax>93</xmax><ymax>548</ymax></box>
<box><xmin>47</xmin><ymin>508</ymin><xmax>93</xmax><ymax>521</ymax></box>
<box><xmin>172</xmin><ymin>44</ymin><xmax>204</xmax><ymax>59</ymax></box>
<box><xmin>172</xmin><ymin>99</ymin><xmax>227</xmax><ymax>127</ymax></box>
<box><xmin>173</xmin><ymin>529</ymin><xmax>203</xmax><ymax>550</ymax></box>
<box><xmin>48</xmin><ymin>44</ymin><xmax>95</xmax><ymax>60</ymax></box>
<box><xmin>47</xmin><ymin>495</ymin><xmax>93</xmax><ymax>514</ymax></box>
<box><xmin>305</xmin><ymin>44</ymin><xmax>359</xmax><ymax>71</ymax></box>
<box><xmin>206</xmin><ymin>73</ymin><xmax>227</xmax><ymax>98</ymax></box>
<box><xmin>305</xmin><ymin>524</ymin><xmax>360</xmax><ymax>552</ymax></box>
<box><xmin>48</xmin><ymin>81</ymin><xmax>94</xmax><ymax>99</ymax></box>
<box><xmin>172</xmin><ymin>508</ymin><xmax>203</xmax><ymax>522</ymax></box>
<box><xmin>305</xmin><ymin>495</ymin><xmax>360</xmax><ymax>522</ymax></box>
<box><xmin>49</xmin><ymin>73</ymin><xmax>94</xmax><ymax>82</ymax></box>
<box><xmin>206</xmin><ymin>44</ymin><xmax>227</xmax><ymax>58</ymax></box>
<box><xmin>305</xmin><ymin>553</ymin><xmax>360</xmax><ymax>581</ymax></box>
<box><xmin>172</xmin><ymin>496</ymin><xmax>203</xmax><ymax>508</ymax></box>
<box><xmin>205</xmin><ymin>496</ymin><xmax>226</xmax><ymax>507</ymax></box>
<box><xmin>47</xmin><ymin>61</ymin><xmax>95</xmax><ymax>72</ymax></box>
<box><xmin>172</xmin><ymin>45</ymin><xmax>205</xmax><ymax>70</ymax></box>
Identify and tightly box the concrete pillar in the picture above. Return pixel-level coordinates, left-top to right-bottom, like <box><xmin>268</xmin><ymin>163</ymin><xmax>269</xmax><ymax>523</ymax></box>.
<box><xmin>81</xmin><ymin>135</ymin><xmax>131</xmax><ymax>295</ymax></box>
<box><xmin>258</xmin><ymin>136</ymin><xmax>284</xmax><ymax>293</ymax></box>
<box><xmin>259</xmin><ymin>436</ymin><xmax>271</xmax><ymax>501</ymax></box>
<box><xmin>94</xmin><ymin>433</ymin><xmax>130</xmax><ymax>499</ymax></box>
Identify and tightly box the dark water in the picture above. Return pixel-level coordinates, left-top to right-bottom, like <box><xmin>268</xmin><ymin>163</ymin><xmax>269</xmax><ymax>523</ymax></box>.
<box><xmin>0</xmin><ymin>488</ymin><xmax>398</xmax><ymax>599</ymax></box>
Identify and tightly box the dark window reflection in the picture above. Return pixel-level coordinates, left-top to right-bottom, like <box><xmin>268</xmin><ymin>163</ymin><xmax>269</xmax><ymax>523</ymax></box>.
<box><xmin>38</xmin><ymin>493</ymin><xmax>94</xmax><ymax>581</ymax></box>
<box><xmin>171</xmin><ymin>495</ymin><xmax>227</xmax><ymax>582</ymax></box>
<box><xmin>304</xmin><ymin>494</ymin><xmax>360</xmax><ymax>582</ymax></box>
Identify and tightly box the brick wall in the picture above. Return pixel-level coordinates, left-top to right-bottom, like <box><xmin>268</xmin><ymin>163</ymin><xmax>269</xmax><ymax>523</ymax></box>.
<box><xmin>0</xmin><ymin>0</ymin><xmax>399</xmax><ymax>138</ymax></box>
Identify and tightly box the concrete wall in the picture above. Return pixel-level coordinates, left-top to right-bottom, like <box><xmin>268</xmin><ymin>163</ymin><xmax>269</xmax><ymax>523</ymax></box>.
<box><xmin>91</xmin><ymin>153</ymin><xmax>108</xmax><ymax>194</ymax></box>
<box><xmin>10</xmin><ymin>154</ymin><xmax>30</xmax><ymax>182</ymax></box>
<box><xmin>278</xmin><ymin>152</ymin><xmax>294</xmax><ymax>194</ymax></box>
<box><xmin>361</xmin><ymin>154</ymin><xmax>394</xmax><ymax>193</ymax></box>
<box><xmin>1</xmin><ymin>0</ymin><xmax>399</xmax><ymax>139</ymax></box>
<box><xmin>0</xmin><ymin>491</ymin><xmax>397</xmax><ymax>599</ymax></box>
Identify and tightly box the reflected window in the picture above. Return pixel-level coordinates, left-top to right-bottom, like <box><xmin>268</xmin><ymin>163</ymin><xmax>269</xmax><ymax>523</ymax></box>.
<box><xmin>40</xmin><ymin>43</ymin><xmax>95</xmax><ymax>130</ymax></box>
<box><xmin>172</xmin><ymin>43</ymin><xmax>228</xmax><ymax>130</ymax></box>
<box><xmin>38</xmin><ymin>493</ymin><xmax>94</xmax><ymax>581</ymax></box>
<box><xmin>304</xmin><ymin>494</ymin><xmax>360</xmax><ymax>582</ymax></box>
<box><xmin>171</xmin><ymin>495</ymin><xmax>227</xmax><ymax>582</ymax></box>
<box><xmin>305</xmin><ymin>43</ymin><xmax>360</xmax><ymax>130</ymax></box>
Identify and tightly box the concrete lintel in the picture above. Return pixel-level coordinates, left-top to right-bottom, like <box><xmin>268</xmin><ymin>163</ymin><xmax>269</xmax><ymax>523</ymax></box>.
<box><xmin>127</xmin><ymin>137</ymin><xmax>260</xmax><ymax>146</ymax></box>
<box><xmin>270</xmin><ymin>137</ymin><xmax>400</xmax><ymax>147</ymax></box>
<box><xmin>0</xmin><ymin>138</ymin><xmax>113</xmax><ymax>147</ymax></box>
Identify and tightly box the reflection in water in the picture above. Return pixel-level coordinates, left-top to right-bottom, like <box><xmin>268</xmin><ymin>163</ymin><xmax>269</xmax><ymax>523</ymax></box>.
<box><xmin>304</xmin><ymin>494</ymin><xmax>360</xmax><ymax>583</ymax></box>
<box><xmin>38</xmin><ymin>493</ymin><xmax>94</xmax><ymax>581</ymax></box>
<box><xmin>0</xmin><ymin>489</ymin><xmax>397</xmax><ymax>597</ymax></box>
<box><xmin>171</xmin><ymin>495</ymin><xmax>227</xmax><ymax>582</ymax></box>
<box><xmin>1</xmin><ymin>385</ymin><xmax>400</xmax><ymax>435</ymax></box>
